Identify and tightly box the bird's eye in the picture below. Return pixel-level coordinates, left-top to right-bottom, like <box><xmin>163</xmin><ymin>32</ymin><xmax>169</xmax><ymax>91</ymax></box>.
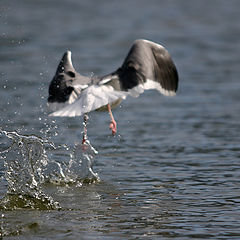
<box><xmin>67</xmin><ymin>71</ymin><xmax>75</xmax><ymax>78</ymax></box>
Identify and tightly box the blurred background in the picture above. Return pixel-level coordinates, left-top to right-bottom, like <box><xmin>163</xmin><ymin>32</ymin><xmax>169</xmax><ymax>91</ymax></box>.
<box><xmin>1</xmin><ymin>0</ymin><xmax>240</xmax><ymax>134</ymax></box>
<box><xmin>1</xmin><ymin>0</ymin><xmax>240</xmax><ymax>239</ymax></box>
<box><xmin>1</xmin><ymin>0</ymin><xmax>239</xmax><ymax>134</ymax></box>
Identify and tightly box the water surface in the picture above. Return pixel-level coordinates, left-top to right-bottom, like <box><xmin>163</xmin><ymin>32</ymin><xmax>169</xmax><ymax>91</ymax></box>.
<box><xmin>1</xmin><ymin>0</ymin><xmax>240</xmax><ymax>239</ymax></box>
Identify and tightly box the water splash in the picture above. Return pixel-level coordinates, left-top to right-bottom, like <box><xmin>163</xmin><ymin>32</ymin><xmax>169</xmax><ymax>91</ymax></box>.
<box><xmin>0</xmin><ymin>128</ymin><xmax>99</xmax><ymax>210</ymax></box>
<box><xmin>0</xmin><ymin>129</ymin><xmax>59</xmax><ymax>210</ymax></box>
<box><xmin>67</xmin><ymin>140</ymin><xmax>99</xmax><ymax>186</ymax></box>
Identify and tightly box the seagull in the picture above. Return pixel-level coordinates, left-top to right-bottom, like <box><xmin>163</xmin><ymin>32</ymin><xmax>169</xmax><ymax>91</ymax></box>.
<box><xmin>47</xmin><ymin>39</ymin><xmax>178</xmax><ymax>143</ymax></box>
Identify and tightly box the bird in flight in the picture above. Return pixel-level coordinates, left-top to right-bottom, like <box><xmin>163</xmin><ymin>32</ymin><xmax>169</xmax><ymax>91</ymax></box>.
<box><xmin>47</xmin><ymin>39</ymin><xmax>178</xmax><ymax>144</ymax></box>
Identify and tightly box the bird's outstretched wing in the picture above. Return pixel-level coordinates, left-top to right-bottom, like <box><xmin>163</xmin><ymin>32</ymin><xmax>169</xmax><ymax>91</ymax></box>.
<box><xmin>115</xmin><ymin>39</ymin><xmax>178</xmax><ymax>97</ymax></box>
<box><xmin>47</xmin><ymin>51</ymin><xmax>91</xmax><ymax>112</ymax></box>
<box><xmin>48</xmin><ymin>39</ymin><xmax>178</xmax><ymax>117</ymax></box>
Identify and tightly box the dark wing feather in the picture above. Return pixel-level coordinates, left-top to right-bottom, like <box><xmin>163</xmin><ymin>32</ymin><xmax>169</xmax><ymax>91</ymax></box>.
<box><xmin>117</xmin><ymin>39</ymin><xmax>178</xmax><ymax>95</ymax></box>
<box><xmin>47</xmin><ymin>51</ymin><xmax>91</xmax><ymax>112</ymax></box>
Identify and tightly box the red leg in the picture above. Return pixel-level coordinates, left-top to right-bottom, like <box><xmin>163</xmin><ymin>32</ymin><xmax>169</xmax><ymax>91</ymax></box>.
<box><xmin>107</xmin><ymin>103</ymin><xmax>117</xmax><ymax>135</ymax></box>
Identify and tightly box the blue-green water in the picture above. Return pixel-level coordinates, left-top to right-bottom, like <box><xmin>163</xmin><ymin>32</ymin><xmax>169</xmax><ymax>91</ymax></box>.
<box><xmin>1</xmin><ymin>0</ymin><xmax>240</xmax><ymax>239</ymax></box>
